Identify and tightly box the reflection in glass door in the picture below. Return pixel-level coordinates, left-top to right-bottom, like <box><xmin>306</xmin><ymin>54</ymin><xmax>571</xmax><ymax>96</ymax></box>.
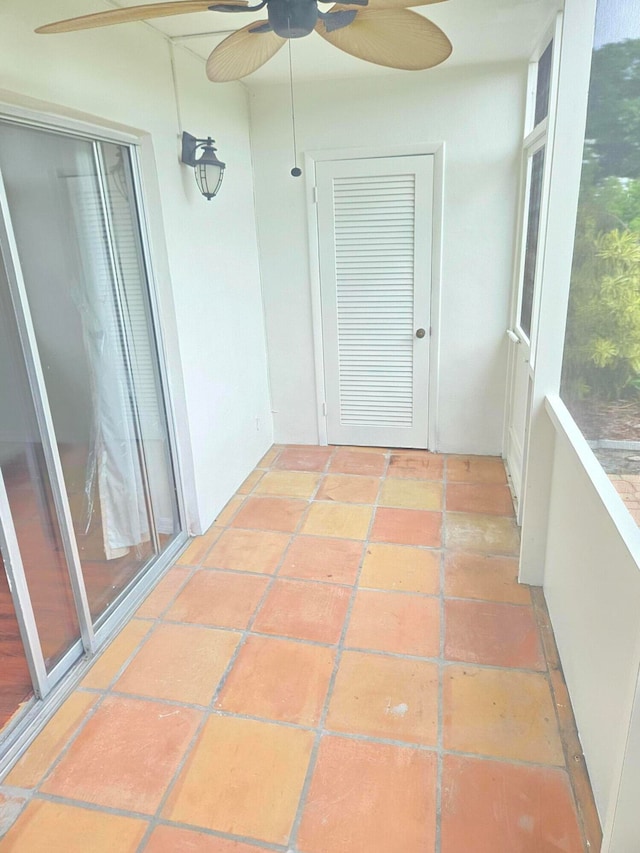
<box><xmin>0</xmin><ymin>117</ymin><xmax>183</xmax><ymax>665</ymax></box>
<box><xmin>0</xmin><ymin>253</ymin><xmax>81</xmax><ymax>675</ymax></box>
<box><xmin>0</xmin><ymin>549</ymin><xmax>32</xmax><ymax>729</ymax></box>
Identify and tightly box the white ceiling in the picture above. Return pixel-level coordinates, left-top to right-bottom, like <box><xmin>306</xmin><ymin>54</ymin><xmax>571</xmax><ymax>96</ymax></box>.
<box><xmin>108</xmin><ymin>0</ymin><xmax>560</xmax><ymax>85</ymax></box>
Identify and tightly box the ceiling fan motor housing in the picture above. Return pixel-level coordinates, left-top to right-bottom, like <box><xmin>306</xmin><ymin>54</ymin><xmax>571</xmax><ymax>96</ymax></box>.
<box><xmin>268</xmin><ymin>0</ymin><xmax>318</xmax><ymax>37</ymax></box>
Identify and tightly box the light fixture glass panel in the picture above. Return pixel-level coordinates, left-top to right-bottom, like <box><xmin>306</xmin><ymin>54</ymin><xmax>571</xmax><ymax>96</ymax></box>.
<box><xmin>195</xmin><ymin>161</ymin><xmax>224</xmax><ymax>200</ymax></box>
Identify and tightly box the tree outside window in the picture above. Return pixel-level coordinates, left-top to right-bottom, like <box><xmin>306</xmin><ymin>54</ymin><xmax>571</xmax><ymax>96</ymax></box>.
<box><xmin>561</xmin><ymin>24</ymin><xmax>640</xmax><ymax>522</ymax></box>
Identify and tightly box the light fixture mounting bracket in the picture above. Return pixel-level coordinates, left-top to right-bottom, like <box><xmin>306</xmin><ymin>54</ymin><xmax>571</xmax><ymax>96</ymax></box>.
<box><xmin>181</xmin><ymin>132</ymin><xmax>206</xmax><ymax>167</ymax></box>
<box><xmin>180</xmin><ymin>132</ymin><xmax>226</xmax><ymax>201</ymax></box>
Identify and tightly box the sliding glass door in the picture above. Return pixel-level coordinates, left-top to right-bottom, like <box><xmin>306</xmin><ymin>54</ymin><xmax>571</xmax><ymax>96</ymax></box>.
<box><xmin>0</xmin><ymin>117</ymin><xmax>184</xmax><ymax>725</ymax></box>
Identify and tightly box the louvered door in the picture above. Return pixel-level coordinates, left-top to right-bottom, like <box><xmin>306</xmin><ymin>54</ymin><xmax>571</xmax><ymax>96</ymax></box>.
<box><xmin>316</xmin><ymin>155</ymin><xmax>433</xmax><ymax>448</ymax></box>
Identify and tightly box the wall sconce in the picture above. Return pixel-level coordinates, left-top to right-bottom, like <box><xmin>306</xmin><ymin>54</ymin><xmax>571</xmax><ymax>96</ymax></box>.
<box><xmin>181</xmin><ymin>132</ymin><xmax>226</xmax><ymax>201</ymax></box>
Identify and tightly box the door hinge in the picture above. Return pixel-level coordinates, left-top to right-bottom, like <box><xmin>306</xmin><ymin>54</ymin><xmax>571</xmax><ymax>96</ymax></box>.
<box><xmin>312</xmin><ymin>186</ymin><xmax>318</xmax><ymax>205</ymax></box>
<box><xmin>322</xmin><ymin>401</ymin><xmax>327</xmax><ymax>416</ymax></box>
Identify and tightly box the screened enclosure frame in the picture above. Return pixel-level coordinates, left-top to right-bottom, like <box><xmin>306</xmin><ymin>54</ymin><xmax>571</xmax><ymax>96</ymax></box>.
<box><xmin>0</xmin><ymin>100</ymin><xmax>189</xmax><ymax>769</ymax></box>
<box><xmin>502</xmin><ymin>12</ymin><xmax>563</xmax><ymax>518</ymax></box>
<box><xmin>511</xmin><ymin>20</ymin><xmax>560</xmax><ymax>364</ymax></box>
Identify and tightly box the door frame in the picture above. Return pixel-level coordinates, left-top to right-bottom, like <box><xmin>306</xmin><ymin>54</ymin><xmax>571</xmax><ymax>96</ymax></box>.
<box><xmin>305</xmin><ymin>143</ymin><xmax>445</xmax><ymax>449</ymax></box>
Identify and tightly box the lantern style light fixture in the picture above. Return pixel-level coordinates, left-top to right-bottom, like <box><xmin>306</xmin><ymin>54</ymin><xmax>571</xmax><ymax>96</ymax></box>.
<box><xmin>181</xmin><ymin>132</ymin><xmax>226</xmax><ymax>201</ymax></box>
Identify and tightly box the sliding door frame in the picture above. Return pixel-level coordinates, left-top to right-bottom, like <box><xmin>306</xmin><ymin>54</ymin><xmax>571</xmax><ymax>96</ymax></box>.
<box><xmin>0</xmin><ymin>100</ymin><xmax>189</xmax><ymax>771</ymax></box>
<box><xmin>0</xmin><ymin>101</ymin><xmax>189</xmax><ymax>539</ymax></box>
<box><xmin>0</xmin><ymin>470</ymin><xmax>49</xmax><ymax>699</ymax></box>
<box><xmin>0</xmin><ymin>165</ymin><xmax>97</xmax><ymax>660</ymax></box>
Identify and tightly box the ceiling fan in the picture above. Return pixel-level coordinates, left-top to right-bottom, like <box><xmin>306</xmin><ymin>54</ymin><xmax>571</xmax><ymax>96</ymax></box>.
<box><xmin>36</xmin><ymin>0</ymin><xmax>453</xmax><ymax>82</ymax></box>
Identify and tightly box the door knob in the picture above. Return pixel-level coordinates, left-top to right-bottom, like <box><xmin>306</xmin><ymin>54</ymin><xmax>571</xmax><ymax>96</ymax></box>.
<box><xmin>415</xmin><ymin>328</ymin><xmax>426</xmax><ymax>339</ymax></box>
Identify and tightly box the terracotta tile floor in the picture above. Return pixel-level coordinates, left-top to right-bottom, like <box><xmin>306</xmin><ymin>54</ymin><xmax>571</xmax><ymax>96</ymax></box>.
<box><xmin>0</xmin><ymin>445</ymin><xmax>601</xmax><ymax>852</ymax></box>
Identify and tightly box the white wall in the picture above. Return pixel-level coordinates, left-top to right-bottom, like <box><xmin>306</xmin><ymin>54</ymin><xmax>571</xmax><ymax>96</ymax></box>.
<box><xmin>606</xmin><ymin>667</ymin><xmax>640</xmax><ymax>851</ymax></box>
<box><xmin>0</xmin><ymin>0</ymin><xmax>273</xmax><ymax>531</ymax></box>
<box><xmin>249</xmin><ymin>63</ymin><xmax>526</xmax><ymax>452</ymax></box>
<box><xmin>542</xmin><ymin>401</ymin><xmax>640</xmax><ymax>844</ymax></box>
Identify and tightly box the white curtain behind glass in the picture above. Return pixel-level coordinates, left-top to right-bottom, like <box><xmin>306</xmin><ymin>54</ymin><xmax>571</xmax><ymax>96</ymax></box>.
<box><xmin>101</xmin><ymin>144</ymin><xmax>175</xmax><ymax>537</ymax></box>
<box><xmin>66</xmin><ymin>173</ymin><xmax>150</xmax><ymax>559</ymax></box>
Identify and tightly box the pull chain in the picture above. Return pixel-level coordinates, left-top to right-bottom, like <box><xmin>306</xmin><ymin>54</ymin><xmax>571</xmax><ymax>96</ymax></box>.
<box><xmin>287</xmin><ymin>30</ymin><xmax>302</xmax><ymax>177</ymax></box>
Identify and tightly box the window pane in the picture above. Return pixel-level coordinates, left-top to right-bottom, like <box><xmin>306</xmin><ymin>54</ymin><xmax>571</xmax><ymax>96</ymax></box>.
<box><xmin>519</xmin><ymin>147</ymin><xmax>545</xmax><ymax>340</ymax></box>
<box><xmin>560</xmin><ymin>0</ymin><xmax>640</xmax><ymax>523</ymax></box>
<box><xmin>0</xmin><ymin>251</ymin><xmax>81</xmax><ymax>670</ymax></box>
<box><xmin>535</xmin><ymin>41</ymin><xmax>553</xmax><ymax>127</ymax></box>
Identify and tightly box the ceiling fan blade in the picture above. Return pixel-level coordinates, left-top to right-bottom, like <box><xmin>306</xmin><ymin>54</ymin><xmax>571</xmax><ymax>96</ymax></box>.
<box><xmin>206</xmin><ymin>22</ymin><xmax>286</xmax><ymax>81</ymax></box>
<box><xmin>209</xmin><ymin>4</ymin><xmax>254</xmax><ymax>10</ymax></box>
<box><xmin>36</xmin><ymin>1</ymin><xmax>247</xmax><ymax>34</ymax></box>
<box><xmin>248</xmin><ymin>21</ymin><xmax>274</xmax><ymax>32</ymax></box>
<box><xmin>315</xmin><ymin>8</ymin><xmax>451</xmax><ymax>70</ymax></box>
<box><xmin>333</xmin><ymin>0</ymin><xmax>447</xmax><ymax>10</ymax></box>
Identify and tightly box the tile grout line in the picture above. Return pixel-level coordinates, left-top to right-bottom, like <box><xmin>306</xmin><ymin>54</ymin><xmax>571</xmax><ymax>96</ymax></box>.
<box><xmin>530</xmin><ymin>589</ymin><xmax>598</xmax><ymax>851</ymax></box>
<box><xmin>0</xmin><ymin>539</ymin><xmax>208</xmax><ymax>819</ymax></box>
<box><xmin>207</xmin><ymin>443</ymin><xmax>288</xmax><ymax>530</ymax></box>
<box><xmin>28</xmin><ymin>684</ymin><xmax>573</xmax><ymax>773</ymax></box>
<box><xmin>237</xmin><ymin>463</ymin><xmax>267</xmax><ymax>497</ymax></box>
<box><xmin>177</xmin><ymin>527</ymin><xmax>224</xmax><ymax>573</ymax></box>
<box><xmin>133</xmin><ymin>444</ymin><xmax>328</xmax><ymax>853</ymax></box>
<box><xmin>82</xmin><ymin>653</ymin><xmax>554</xmax><ymax>699</ymax></box>
<box><xmin>164</xmin><ymin>568</ymin><xmax>442</xmax><ymax>595</ymax></box>
<box><xmin>152</xmin><ymin>819</ymin><xmax>288</xmax><ymax>852</ymax></box>
<box><xmin>23</xmin><ymin>614</ymin><xmax>173</xmax><ymax>802</ymax></box>
<box><xmin>132</xmin><ymin>449</ymin><xmax>291</xmax><ymax>852</ymax></box>
<box><xmin>286</xmin><ymin>446</ymin><xmax>389</xmax><ymax>853</ymax></box>
<box><xmin>16</xmin><ymin>728</ymin><xmax>577</xmax><ymax>814</ymax></box>
<box><xmin>435</xmin><ymin>453</ymin><xmax>448</xmax><ymax>853</ymax></box>
<box><xmin>22</xmin><ymin>788</ymin><xmax>289</xmax><ymax>852</ymax></box>
<box><xmin>281</xmin><ymin>442</ymin><xmax>349</xmax><ymax>853</ymax></box>
<box><xmin>2</xmin><ymin>723</ymin><xmax>577</xmax><ymax>814</ymax></box>
<box><xmin>7</xmin><ymin>500</ymin><xmax>222</xmax><ymax>797</ymax></box>
<box><xmin>142</xmin><ymin>563</ymin><xmax>199</xmax><ymax>620</ymax></box>
<box><xmin>74</xmin><ymin>638</ymin><xmax>551</xmax><ymax>689</ymax></box>
<box><xmin>82</xmin><ymin>453</ymin><xmax>524</xmax><ymax>851</ymax></box>
<box><xmin>3</xmin><ymin>448</ymin><xmax>419</xmax><ymax>820</ymax></box>
<box><xmin>189</xmin><ymin>537</ymin><xmax>444</xmax><ymax>553</ymax></box>
<box><xmin>268</xmin><ymin>443</ymin><xmax>379</xmax><ymax>851</ymax></box>
<box><xmin>10</xmin><ymin>542</ymin><xmax>218</xmax><ymax>820</ymax></box>
<box><xmin>142</xmin><ymin>562</ymin><xmax>535</xmax><ymax>608</ymax></box>
<box><xmin>2</xmin><ymin>449</ymin><xmax>545</xmax><ymax>849</ymax></box>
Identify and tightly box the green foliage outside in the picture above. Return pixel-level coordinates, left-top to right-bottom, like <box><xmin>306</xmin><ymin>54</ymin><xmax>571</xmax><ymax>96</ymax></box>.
<box><xmin>561</xmin><ymin>38</ymin><xmax>640</xmax><ymax>402</ymax></box>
